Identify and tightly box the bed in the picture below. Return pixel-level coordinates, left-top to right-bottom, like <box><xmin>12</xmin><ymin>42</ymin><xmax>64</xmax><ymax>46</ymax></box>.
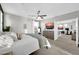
<box><xmin>12</xmin><ymin>33</ymin><xmax>51</xmax><ymax>55</ymax></box>
<box><xmin>12</xmin><ymin>35</ymin><xmax>40</xmax><ymax>55</ymax></box>
<box><xmin>0</xmin><ymin>34</ymin><xmax>14</xmax><ymax>55</ymax></box>
<box><xmin>0</xmin><ymin>32</ymin><xmax>51</xmax><ymax>55</ymax></box>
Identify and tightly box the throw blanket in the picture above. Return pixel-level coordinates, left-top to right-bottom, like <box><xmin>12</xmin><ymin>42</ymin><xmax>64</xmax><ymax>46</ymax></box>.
<box><xmin>26</xmin><ymin>33</ymin><xmax>51</xmax><ymax>48</ymax></box>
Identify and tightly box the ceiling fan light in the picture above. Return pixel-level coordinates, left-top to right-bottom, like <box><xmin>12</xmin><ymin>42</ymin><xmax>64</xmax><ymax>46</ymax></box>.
<box><xmin>36</xmin><ymin>16</ymin><xmax>43</xmax><ymax>20</ymax></box>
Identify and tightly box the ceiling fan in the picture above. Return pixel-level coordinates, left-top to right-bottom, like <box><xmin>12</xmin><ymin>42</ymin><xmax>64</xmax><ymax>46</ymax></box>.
<box><xmin>28</xmin><ymin>10</ymin><xmax>47</xmax><ymax>20</ymax></box>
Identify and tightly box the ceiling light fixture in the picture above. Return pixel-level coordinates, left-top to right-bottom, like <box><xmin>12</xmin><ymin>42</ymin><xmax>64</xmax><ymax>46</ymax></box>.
<box><xmin>36</xmin><ymin>16</ymin><xmax>43</xmax><ymax>20</ymax></box>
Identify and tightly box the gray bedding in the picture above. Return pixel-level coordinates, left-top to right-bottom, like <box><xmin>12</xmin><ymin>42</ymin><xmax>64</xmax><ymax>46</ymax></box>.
<box><xmin>26</xmin><ymin>33</ymin><xmax>51</xmax><ymax>48</ymax></box>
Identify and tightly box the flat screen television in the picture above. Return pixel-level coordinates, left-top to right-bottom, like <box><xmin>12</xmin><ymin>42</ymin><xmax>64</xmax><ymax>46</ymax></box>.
<box><xmin>65</xmin><ymin>28</ymin><xmax>69</xmax><ymax>30</ymax></box>
<box><xmin>45</xmin><ymin>22</ymin><xmax>54</xmax><ymax>29</ymax></box>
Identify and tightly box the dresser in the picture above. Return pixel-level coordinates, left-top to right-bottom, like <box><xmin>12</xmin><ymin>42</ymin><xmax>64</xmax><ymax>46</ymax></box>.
<box><xmin>43</xmin><ymin>29</ymin><xmax>54</xmax><ymax>40</ymax></box>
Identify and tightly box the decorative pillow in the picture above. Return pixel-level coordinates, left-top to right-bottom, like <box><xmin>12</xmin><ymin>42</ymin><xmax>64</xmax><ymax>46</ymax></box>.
<box><xmin>10</xmin><ymin>32</ymin><xmax>17</xmax><ymax>38</ymax></box>
<box><xmin>0</xmin><ymin>32</ymin><xmax>18</xmax><ymax>41</ymax></box>
<box><xmin>0</xmin><ymin>35</ymin><xmax>14</xmax><ymax>48</ymax></box>
<box><xmin>5</xmin><ymin>32</ymin><xmax>18</xmax><ymax>41</ymax></box>
<box><xmin>9</xmin><ymin>32</ymin><xmax>18</xmax><ymax>41</ymax></box>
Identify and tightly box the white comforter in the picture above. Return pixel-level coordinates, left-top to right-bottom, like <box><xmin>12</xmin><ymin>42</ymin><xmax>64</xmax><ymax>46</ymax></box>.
<box><xmin>12</xmin><ymin>33</ymin><xmax>51</xmax><ymax>55</ymax></box>
<box><xmin>12</xmin><ymin>35</ymin><xmax>40</xmax><ymax>55</ymax></box>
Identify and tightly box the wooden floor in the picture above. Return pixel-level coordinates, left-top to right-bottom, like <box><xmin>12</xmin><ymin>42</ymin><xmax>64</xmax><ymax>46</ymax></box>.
<box><xmin>54</xmin><ymin>35</ymin><xmax>79</xmax><ymax>55</ymax></box>
<box><xmin>32</xmin><ymin>34</ymin><xmax>79</xmax><ymax>55</ymax></box>
<box><xmin>31</xmin><ymin>38</ymin><xmax>71</xmax><ymax>55</ymax></box>
<box><xmin>31</xmin><ymin>45</ymin><xmax>71</xmax><ymax>55</ymax></box>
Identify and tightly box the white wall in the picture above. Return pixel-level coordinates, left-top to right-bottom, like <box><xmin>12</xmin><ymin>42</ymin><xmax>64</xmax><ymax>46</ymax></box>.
<box><xmin>4</xmin><ymin>13</ymin><xmax>34</xmax><ymax>33</ymax></box>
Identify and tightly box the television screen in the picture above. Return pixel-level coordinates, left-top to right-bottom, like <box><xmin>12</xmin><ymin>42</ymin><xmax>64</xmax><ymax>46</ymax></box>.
<box><xmin>45</xmin><ymin>22</ymin><xmax>54</xmax><ymax>29</ymax></box>
<box><xmin>65</xmin><ymin>28</ymin><xmax>69</xmax><ymax>30</ymax></box>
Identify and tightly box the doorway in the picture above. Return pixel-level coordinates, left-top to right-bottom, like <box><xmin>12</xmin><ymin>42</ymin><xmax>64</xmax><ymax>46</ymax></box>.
<box><xmin>54</xmin><ymin>18</ymin><xmax>77</xmax><ymax>46</ymax></box>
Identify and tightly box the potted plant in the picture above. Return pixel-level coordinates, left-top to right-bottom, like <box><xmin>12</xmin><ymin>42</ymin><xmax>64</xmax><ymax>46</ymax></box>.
<box><xmin>3</xmin><ymin>26</ymin><xmax>10</xmax><ymax>32</ymax></box>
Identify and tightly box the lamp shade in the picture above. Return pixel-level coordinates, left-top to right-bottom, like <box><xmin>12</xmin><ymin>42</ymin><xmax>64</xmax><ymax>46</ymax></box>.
<box><xmin>58</xmin><ymin>25</ymin><xmax>63</xmax><ymax>29</ymax></box>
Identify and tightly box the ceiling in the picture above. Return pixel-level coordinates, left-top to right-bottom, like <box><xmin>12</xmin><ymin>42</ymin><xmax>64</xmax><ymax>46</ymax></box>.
<box><xmin>1</xmin><ymin>3</ymin><xmax>79</xmax><ymax>19</ymax></box>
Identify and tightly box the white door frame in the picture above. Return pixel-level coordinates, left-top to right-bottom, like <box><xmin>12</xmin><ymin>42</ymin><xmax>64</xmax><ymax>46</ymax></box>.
<box><xmin>76</xmin><ymin>17</ymin><xmax>78</xmax><ymax>47</ymax></box>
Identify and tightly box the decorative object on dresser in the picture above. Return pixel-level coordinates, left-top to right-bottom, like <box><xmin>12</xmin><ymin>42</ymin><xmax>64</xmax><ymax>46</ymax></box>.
<box><xmin>58</xmin><ymin>26</ymin><xmax>63</xmax><ymax>30</ymax></box>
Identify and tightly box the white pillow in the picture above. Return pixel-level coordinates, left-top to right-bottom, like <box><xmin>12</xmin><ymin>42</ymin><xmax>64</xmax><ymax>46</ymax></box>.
<box><xmin>10</xmin><ymin>32</ymin><xmax>17</xmax><ymax>39</ymax></box>
<box><xmin>0</xmin><ymin>35</ymin><xmax>14</xmax><ymax>48</ymax></box>
<box><xmin>5</xmin><ymin>32</ymin><xmax>18</xmax><ymax>41</ymax></box>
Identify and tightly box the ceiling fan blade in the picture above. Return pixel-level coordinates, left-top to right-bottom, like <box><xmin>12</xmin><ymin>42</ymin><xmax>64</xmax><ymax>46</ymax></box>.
<box><xmin>37</xmin><ymin>10</ymin><xmax>40</xmax><ymax>14</ymax></box>
<box><xmin>40</xmin><ymin>15</ymin><xmax>47</xmax><ymax>17</ymax></box>
<box><xmin>28</xmin><ymin>15</ymin><xmax>36</xmax><ymax>17</ymax></box>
